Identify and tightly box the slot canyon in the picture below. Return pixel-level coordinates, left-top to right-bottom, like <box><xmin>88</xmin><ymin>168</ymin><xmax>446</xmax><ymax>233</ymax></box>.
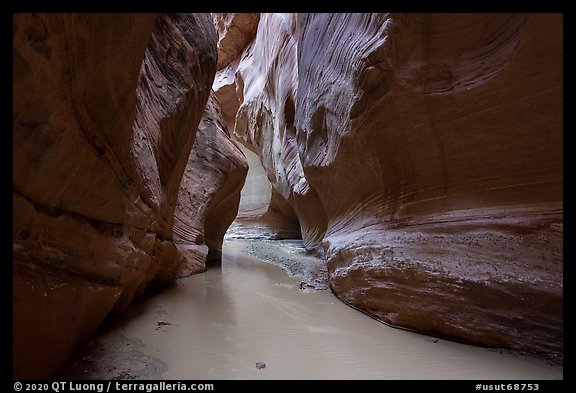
<box><xmin>13</xmin><ymin>13</ymin><xmax>562</xmax><ymax>380</ymax></box>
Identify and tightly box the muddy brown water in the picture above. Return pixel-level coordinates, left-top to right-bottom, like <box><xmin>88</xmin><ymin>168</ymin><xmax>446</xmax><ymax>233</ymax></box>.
<box><xmin>58</xmin><ymin>240</ymin><xmax>562</xmax><ymax>380</ymax></box>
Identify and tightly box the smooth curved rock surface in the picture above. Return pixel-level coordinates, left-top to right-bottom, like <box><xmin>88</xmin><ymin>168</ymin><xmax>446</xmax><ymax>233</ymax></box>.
<box><xmin>173</xmin><ymin>92</ymin><xmax>248</xmax><ymax>276</ymax></box>
<box><xmin>221</xmin><ymin>13</ymin><xmax>563</xmax><ymax>354</ymax></box>
<box><xmin>212</xmin><ymin>15</ymin><xmax>304</xmax><ymax>241</ymax></box>
<box><xmin>13</xmin><ymin>13</ymin><xmax>220</xmax><ymax>378</ymax></box>
<box><xmin>232</xmin><ymin>13</ymin><xmax>327</xmax><ymax>248</ymax></box>
<box><xmin>213</xmin><ymin>58</ymin><xmax>243</xmax><ymax>130</ymax></box>
<box><xmin>211</xmin><ymin>14</ymin><xmax>260</xmax><ymax>131</ymax></box>
<box><xmin>225</xmin><ymin>142</ymin><xmax>302</xmax><ymax>241</ymax></box>
<box><xmin>297</xmin><ymin>13</ymin><xmax>562</xmax><ymax>354</ymax></box>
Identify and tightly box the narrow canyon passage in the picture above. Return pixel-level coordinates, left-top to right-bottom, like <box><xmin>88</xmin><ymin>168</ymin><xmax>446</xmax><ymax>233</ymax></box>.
<box><xmin>14</xmin><ymin>13</ymin><xmax>563</xmax><ymax>380</ymax></box>
<box><xmin>56</xmin><ymin>142</ymin><xmax>561</xmax><ymax>380</ymax></box>
<box><xmin>57</xmin><ymin>239</ymin><xmax>562</xmax><ymax>380</ymax></box>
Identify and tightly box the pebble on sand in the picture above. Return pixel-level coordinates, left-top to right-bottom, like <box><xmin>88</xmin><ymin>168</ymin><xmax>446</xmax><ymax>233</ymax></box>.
<box><xmin>156</xmin><ymin>321</ymin><xmax>172</xmax><ymax>330</ymax></box>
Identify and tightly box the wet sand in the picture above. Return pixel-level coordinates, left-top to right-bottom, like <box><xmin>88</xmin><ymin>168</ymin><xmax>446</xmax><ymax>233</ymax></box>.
<box><xmin>58</xmin><ymin>239</ymin><xmax>562</xmax><ymax>380</ymax></box>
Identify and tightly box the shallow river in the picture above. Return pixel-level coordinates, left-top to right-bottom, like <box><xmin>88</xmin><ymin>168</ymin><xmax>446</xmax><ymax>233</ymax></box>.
<box><xmin>59</xmin><ymin>240</ymin><xmax>562</xmax><ymax>380</ymax></box>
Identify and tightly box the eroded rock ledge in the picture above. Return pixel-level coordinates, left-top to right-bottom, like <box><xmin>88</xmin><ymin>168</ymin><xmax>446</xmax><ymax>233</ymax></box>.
<box><xmin>214</xmin><ymin>13</ymin><xmax>563</xmax><ymax>354</ymax></box>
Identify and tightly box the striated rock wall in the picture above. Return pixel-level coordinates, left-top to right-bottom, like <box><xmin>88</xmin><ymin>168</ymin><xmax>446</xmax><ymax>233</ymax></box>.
<box><xmin>211</xmin><ymin>13</ymin><xmax>259</xmax><ymax>131</ymax></box>
<box><xmin>212</xmin><ymin>13</ymin><xmax>260</xmax><ymax>70</ymax></box>
<box><xmin>219</xmin><ymin>13</ymin><xmax>563</xmax><ymax>354</ymax></box>
<box><xmin>229</xmin><ymin>13</ymin><xmax>327</xmax><ymax>248</ymax></box>
<box><xmin>173</xmin><ymin>93</ymin><xmax>248</xmax><ymax>276</ymax></box>
<box><xmin>225</xmin><ymin>141</ymin><xmax>303</xmax><ymax>241</ymax></box>
<box><xmin>13</xmin><ymin>13</ymin><xmax>243</xmax><ymax>378</ymax></box>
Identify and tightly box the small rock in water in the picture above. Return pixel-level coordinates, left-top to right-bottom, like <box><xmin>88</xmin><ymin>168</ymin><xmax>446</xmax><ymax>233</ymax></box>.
<box><xmin>156</xmin><ymin>321</ymin><xmax>172</xmax><ymax>330</ymax></box>
<box><xmin>298</xmin><ymin>281</ymin><xmax>314</xmax><ymax>290</ymax></box>
<box><xmin>256</xmin><ymin>362</ymin><xmax>266</xmax><ymax>369</ymax></box>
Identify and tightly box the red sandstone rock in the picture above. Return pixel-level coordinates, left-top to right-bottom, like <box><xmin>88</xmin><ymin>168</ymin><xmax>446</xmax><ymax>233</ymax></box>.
<box><xmin>212</xmin><ymin>13</ymin><xmax>260</xmax><ymax>70</ymax></box>
<box><xmin>212</xmin><ymin>15</ymin><xmax>305</xmax><ymax>241</ymax></box>
<box><xmin>213</xmin><ymin>58</ymin><xmax>243</xmax><ymax>130</ymax></box>
<box><xmin>13</xmin><ymin>13</ymin><xmax>222</xmax><ymax>378</ymax></box>
<box><xmin>224</xmin><ymin>142</ymin><xmax>303</xmax><ymax>241</ymax></box>
<box><xmin>173</xmin><ymin>92</ymin><xmax>248</xmax><ymax>276</ymax></box>
<box><xmin>232</xmin><ymin>13</ymin><xmax>327</xmax><ymax>248</ymax></box>
<box><xmin>211</xmin><ymin>13</ymin><xmax>259</xmax><ymax>130</ymax></box>
<box><xmin>224</xmin><ymin>13</ymin><xmax>563</xmax><ymax>354</ymax></box>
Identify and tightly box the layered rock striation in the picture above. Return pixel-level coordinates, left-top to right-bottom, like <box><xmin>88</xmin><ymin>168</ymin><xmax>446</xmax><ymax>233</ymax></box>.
<box><xmin>173</xmin><ymin>93</ymin><xmax>248</xmax><ymax>276</ymax></box>
<box><xmin>212</xmin><ymin>13</ymin><xmax>260</xmax><ymax>130</ymax></box>
<box><xmin>212</xmin><ymin>13</ymin><xmax>260</xmax><ymax>70</ymax></box>
<box><xmin>13</xmin><ymin>13</ymin><xmax>246</xmax><ymax>378</ymax></box>
<box><xmin>215</xmin><ymin>13</ymin><xmax>563</xmax><ymax>354</ymax></box>
<box><xmin>220</xmin><ymin>13</ymin><xmax>328</xmax><ymax>247</ymax></box>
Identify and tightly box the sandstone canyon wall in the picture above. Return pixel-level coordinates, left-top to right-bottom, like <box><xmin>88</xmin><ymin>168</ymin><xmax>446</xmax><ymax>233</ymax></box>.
<box><xmin>212</xmin><ymin>13</ymin><xmax>259</xmax><ymax>130</ymax></box>
<box><xmin>215</xmin><ymin>13</ymin><xmax>563</xmax><ymax>354</ymax></box>
<box><xmin>173</xmin><ymin>93</ymin><xmax>248</xmax><ymax>276</ymax></box>
<box><xmin>214</xmin><ymin>13</ymin><xmax>303</xmax><ymax>242</ymax></box>
<box><xmin>226</xmin><ymin>13</ymin><xmax>328</xmax><ymax>248</ymax></box>
<box><xmin>13</xmin><ymin>13</ymin><xmax>246</xmax><ymax>378</ymax></box>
